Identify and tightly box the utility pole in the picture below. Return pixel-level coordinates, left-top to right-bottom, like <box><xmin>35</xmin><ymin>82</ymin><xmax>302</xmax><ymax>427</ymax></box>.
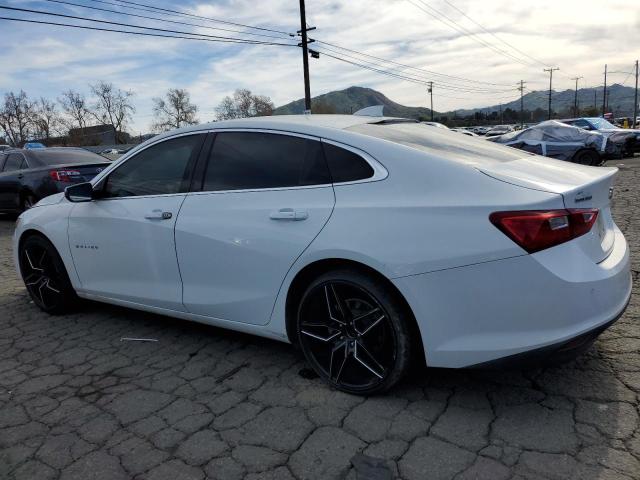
<box><xmin>594</xmin><ymin>89</ymin><xmax>597</xmax><ymax>114</ymax></box>
<box><xmin>543</xmin><ymin>67</ymin><xmax>559</xmax><ymax>120</ymax></box>
<box><xmin>297</xmin><ymin>0</ymin><xmax>313</xmax><ymax>113</ymax></box>
<box><xmin>428</xmin><ymin>82</ymin><xmax>434</xmax><ymax>121</ymax></box>
<box><xmin>602</xmin><ymin>64</ymin><xmax>607</xmax><ymax>117</ymax></box>
<box><xmin>499</xmin><ymin>104</ymin><xmax>503</xmax><ymax>124</ymax></box>
<box><xmin>571</xmin><ymin>76</ymin><xmax>583</xmax><ymax>116</ymax></box>
<box><xmin>517</xmin><ymin>80</ymin><xmax>526</xmax><ymax>128</ymax></box>
<box><xmin>634</xmin><ymin>60</ymin><xmax>639</xmax><ymax>128</ymax></box>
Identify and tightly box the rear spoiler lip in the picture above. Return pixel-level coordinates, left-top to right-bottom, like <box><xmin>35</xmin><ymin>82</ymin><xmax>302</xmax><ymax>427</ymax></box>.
<box><xmin>476</xmin><ymin>165</ymin><xmax>618</xmax><ymax>197</ymax></box>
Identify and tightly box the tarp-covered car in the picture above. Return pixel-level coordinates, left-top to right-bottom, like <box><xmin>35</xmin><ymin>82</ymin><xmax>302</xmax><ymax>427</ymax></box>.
<box><xmin>561</xmin><ymin>117</ymin><xmax>640</xmax><ymax>157</ymax></box>
<box><xmin>486</xmin><ymin>120</ymin><xmax>618</xmax><ymax>165</ymax></box>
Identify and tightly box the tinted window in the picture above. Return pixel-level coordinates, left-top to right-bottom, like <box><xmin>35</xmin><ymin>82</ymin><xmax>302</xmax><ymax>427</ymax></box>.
<box><xmin>203</xmin><ymin>132</ymin><xmax>330</xmax><ymax>191</ymax></box>
<box><xmin>322</xmin><ymin>143</ymin><xmax>374</xmax><ymax>183</ymax></box>
<box><xmin>103</xmin><ymin>134</ymin><xmax>203</xmax><ymax>198</ymax></box>
<box><xmin>3</xmin><ymin>154</ymin><xmax>24</xmax><ymax>172</ymax></box>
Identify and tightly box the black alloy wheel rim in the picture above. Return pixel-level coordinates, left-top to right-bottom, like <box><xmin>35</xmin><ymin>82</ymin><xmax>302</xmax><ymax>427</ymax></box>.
<box><xmin>298</xmin><ymin>280</ymin><xmax>397</xmax><ymax>391</ymax></box>
<box><xmin>20</xmin><ymin>244</ymin><xmax>64</xmax><ymax>309</ymax></box>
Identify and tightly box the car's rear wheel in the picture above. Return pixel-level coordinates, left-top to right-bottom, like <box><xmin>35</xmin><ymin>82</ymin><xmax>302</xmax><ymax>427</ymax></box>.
<box><xmin>573</xmin><ymin>149</ymin><xmax>601</xmax><ymax>166</ymax></box>
<box><xmin>296</xmin><ymin>269</ymin><xmax>412</xmax><ymax>395</ymax></box>
<box><xmin>19</xmin><ymin>234</ymin><xmax>78</xmax><ymax>314</ymax></box>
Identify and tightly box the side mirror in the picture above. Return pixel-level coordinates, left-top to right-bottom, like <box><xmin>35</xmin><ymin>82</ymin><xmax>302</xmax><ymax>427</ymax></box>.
<box><xmin>65</xmin><ymin>182</ymin><xmax>94</xmax><ymax>202</ymax></box>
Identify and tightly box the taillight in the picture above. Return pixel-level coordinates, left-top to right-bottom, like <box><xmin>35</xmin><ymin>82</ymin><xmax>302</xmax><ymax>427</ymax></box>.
<box><xmin>490</xmin><ymin>209</ymin><xmax>599</xmax><ymax>253</ymax></box>
<box><xmin>49</xmin><ymin>169</ymin><xmax>81</xmax><ymax>182</ymax></box>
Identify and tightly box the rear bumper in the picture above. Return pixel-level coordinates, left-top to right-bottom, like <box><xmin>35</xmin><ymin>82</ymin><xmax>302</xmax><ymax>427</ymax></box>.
<box><xmin>393</xmin><ymin>226</ymin><xmax>632</xmax><ymax>368</ymax></box>
<box><xmin>468</xmin><ymin>295</ymin><xmax>629</xmax><ymax>369</ymax></box>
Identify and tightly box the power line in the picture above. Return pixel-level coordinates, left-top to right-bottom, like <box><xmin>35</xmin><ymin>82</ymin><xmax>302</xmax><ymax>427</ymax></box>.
<box><xmin>313</xmin><ymin>40</ymin><xmax>514</xmax><ymax>88</ymax></box>
<box><xmin>317</xmin><ymin>49</ymin><xmax>517</xmax><ymax>101</ymax></box>
<box><xmin>43</xmin><ymin>0</ymin><xmax>290</xmax><ymax>40</ymax></box>
<box><xmin>406</xmin><ymin>0</ymin><xmax>538</xmax><ymax>68</ymax></box>
<box><xmin>441</xmin><ymin>0</ymin><xmax>550</xmax><ymax>67</ymax></box>
<box><xmin>0</xmin><ymin>16</ymin><xmax>298</xmax><ymax>46</ymax></box>
<box><xmin>313</xmin><ymin>44</ymin><xmax>513</xmax><ymax>93</ymax></box>
<box><xmin>0</xmin><ymin>5</ymin><xmax>298</xmax><ymax>45</ymax></box>
<box><xmin>86</xmin><ymin>0</ymin><xmax>292</xmax><ymax>36</ymax></box>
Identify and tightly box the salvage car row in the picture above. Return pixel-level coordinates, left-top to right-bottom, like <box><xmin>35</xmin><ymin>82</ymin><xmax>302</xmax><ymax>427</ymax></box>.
<box><xmin>430</xmin><ymin>117</ymin><xmax>640</xmax><ymax>165</ymax></box>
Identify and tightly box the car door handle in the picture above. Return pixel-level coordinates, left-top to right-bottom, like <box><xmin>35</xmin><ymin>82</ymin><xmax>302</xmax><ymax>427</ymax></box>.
<box><xmin>144</xmin><ymin>209</ymin><xmax>172</xmax><ymax>220</ymax></box>
<box><xmin>269</xmin><ymin>208</ymin><xmax>308</xmax><ymax>221</ymax></box>
<box><xmin>17</xmin><ymin>173</ymin><xmax>24</xmax><ymax>179</ymax></box>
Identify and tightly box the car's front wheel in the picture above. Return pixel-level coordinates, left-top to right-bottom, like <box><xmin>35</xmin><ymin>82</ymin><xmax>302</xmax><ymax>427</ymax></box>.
<box><xmin>19</xmin><ymin>234</ymin><xmax>78</xmax><ymax>314</ymax></box>
<box><xmin>296</xmin><ymin>269</ymin><xmax>412</xmax><ymax>395</ymax></box>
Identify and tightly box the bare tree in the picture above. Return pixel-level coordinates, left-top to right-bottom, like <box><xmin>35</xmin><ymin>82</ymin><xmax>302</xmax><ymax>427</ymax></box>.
<box><xmin>90</xmin><ymin>81</ymin><xmax>135</xmax><ymax>143</ymax></box>
<box><xmin>59</xmin><ymin>89</ymin><xmax>91</xmax><ymax>132</ymax></box>
<box><xmin>216</xmin><ymin>89</ymin><xmax>274</xmax><ymax>120</ymax></box>
<box><xmin>0</xmin><ymin>90</ymin><xmax>36</xmax><ymax>146</ymax></box>
<box><xmin>152</xmin><ymin>88</ymin><xmax>199</xmax><ymax>132</ymax></box>
<box><xmin>34</xmin><ymin>97</ymin><xmax>64</xmax><ymax>141</ymax></box>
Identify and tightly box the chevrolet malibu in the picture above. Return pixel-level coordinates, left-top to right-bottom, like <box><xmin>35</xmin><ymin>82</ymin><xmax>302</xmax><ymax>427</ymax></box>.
<box><xmin>13</xmin><ymin>115</ymin><xmax>631</xmax><ymax>395</ymax></box>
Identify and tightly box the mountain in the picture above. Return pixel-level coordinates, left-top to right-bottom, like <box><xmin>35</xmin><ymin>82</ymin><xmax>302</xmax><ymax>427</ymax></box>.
<box><xmin>274</xmin><ymin>86</ymin><xmax>435</xmax><ymax>118</ymax></box>
<box><xmin>453</xmin><ymin>83</ymin><xmax>637</xmax><ymax>118</ymax></box>
<box><xmin>274</xmin><ymin>84</ymin><xmax>637</xmax><ymax>120</ymax></box>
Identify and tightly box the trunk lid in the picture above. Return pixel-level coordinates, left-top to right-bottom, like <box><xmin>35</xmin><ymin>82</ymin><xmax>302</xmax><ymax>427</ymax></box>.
<box><xmin>478</xmin><ymin>156</ymin><xmax>617</xmax><ymax>262</ymax></box>
<box><xmin>46</xmin><ymin>162</ymin><xmax>110</xmax><ymax>183</ymax></box>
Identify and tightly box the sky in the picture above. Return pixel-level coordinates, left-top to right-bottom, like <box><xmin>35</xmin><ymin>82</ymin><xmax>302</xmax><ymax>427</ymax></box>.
<box><xmin>0</xmin><ymin>0</ymin><xmax>638</xmax><ymax>133</ymax></box>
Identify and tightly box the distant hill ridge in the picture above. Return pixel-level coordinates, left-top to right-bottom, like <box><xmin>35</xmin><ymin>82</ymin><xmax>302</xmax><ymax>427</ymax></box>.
<box><xmin>274</xmin><ymin>84</ymin><xmax>637</xmax><ymax>119</ymax></box>
<box><xmin>274</xmin><ymin>86</ymin><xmax>434</xmax><ymax>118</ymax></box>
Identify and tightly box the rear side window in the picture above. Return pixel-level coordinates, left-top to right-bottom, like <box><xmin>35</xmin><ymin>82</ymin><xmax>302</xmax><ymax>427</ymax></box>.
<box><xmin>322</xmin><ymin>143</ymin><xmax>374</xmax><ymax>183</ymax></box>
<box><xmin>203</xmin><ymin>132</ymin><xmax>330</xmax><ymax>191</ymax></box>
<box><xmin>103</xmin><ymin>134</ymin><xmax>203</xmax><ymax>198</ymax></box>
<box><xmin>3</xmin><ymin>154</ymin><xmax>24</xmax><ymax>172</ymax></box>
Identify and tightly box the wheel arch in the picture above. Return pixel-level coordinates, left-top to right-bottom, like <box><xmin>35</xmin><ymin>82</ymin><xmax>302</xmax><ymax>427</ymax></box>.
<box><xmin>18</xmin><ymin>227</ymin><xmax>50</xmax><ymax>250</ymax></box>
<box><xmin>284</xmin><ymin>257</ymin><xmax>426</xmax><ymax>365</ymax></box>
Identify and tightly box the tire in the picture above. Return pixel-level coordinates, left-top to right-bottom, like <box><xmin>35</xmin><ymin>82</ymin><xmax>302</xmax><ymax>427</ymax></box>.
<box><xmin>296</xmin><ymin>269</ymin><xmax>412</xmax><ymax>395</ymax></box>
<box><xmin>573</xmin><ymin>149</ymin><xmax>601</xmax><ymax>166</ymax></box>
<box><xmin>19</xmin><ymin>234</ymin><xmax>78</xmax><ymax>315</ymax></box>
<box><xmin>20</xmin><ymin>193</ymin><xmax>38</xmax><ymax>212</ymax></box>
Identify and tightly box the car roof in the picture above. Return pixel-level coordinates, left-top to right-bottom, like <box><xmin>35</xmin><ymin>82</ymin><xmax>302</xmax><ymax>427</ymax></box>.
<box><xmin>153</xmin><ymin>114</ymin><xmax>413</xmax><ymax>138</ymax></box>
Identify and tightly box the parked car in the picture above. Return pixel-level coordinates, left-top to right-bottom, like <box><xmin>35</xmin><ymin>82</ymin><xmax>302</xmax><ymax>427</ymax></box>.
<box><xmin>421</xmin><ymin>121</ymin><xmax>449</xmax><ymax>129</ymax></box>
<box><xmin>472</xmin><ymin>126</ymin><xmax>491</xmax><ymax>135</ymax></box>
<box><xmin>100</xmin><ymin>148</ymin><xmax>121</xmax><ymax>155</ymax></box>
<box><xmin>23</xmin><ymin>142</ymin><xmax>46</xmax><ymax>149</ymax></box>
<box><xmin>13</xmin><ymin>115</ymin><xmax>630</xmax><ymax>395</ymax></box>
<box><xmin>561</xmin><ymin>117</ymin><xmax>640</xmax><ymax>157</ymax></box>
<box><xmin>0</xmin><ymin>145</ymin><xmax>12</xmax><ymax>152</ymax></box>
<box><xmin>0</xmin><ymin>147</ymin><xmax>109</xmax><ymax>214</ymax></box>
<box><xmin>486</xmin><ymin>125</ymin><xmax>515</xmax><ymax>136</ymax></box>
<box><xmin>487</xmin><ymin>120</ymin><xmax>616</xmax><ymax>165</ymax></box>
<box><xmin>450</xmin><ymin>128</ymin><xmax>479</xmax><ymax>137</ymax></box>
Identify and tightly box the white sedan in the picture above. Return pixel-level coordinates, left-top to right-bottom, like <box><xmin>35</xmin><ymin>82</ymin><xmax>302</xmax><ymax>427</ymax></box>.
<box><xmin>13</xmin><ymin>115</ymin><xmax>631</xmax><ymax>395</ymax></box>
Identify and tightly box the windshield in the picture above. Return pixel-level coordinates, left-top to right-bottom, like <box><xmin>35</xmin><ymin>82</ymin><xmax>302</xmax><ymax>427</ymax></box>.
<box><xmin>588</xmin><ymin>118</ymin><xmax>616</xmax><ymax>129</ymax></box>
<box><xmin>348</xmin><ymin>122</ymin><xmax>525</xmax><ymax>164</ymax></box>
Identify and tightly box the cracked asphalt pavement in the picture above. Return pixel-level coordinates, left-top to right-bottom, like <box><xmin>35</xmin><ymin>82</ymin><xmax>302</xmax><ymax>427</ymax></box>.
<box><xmin>1</xmin><ymin>160</ymin><xmax>639</xmax><ymax>480</ymax></box>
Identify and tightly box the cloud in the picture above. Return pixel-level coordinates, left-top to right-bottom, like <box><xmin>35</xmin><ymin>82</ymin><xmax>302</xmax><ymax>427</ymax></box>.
<box><xmin>0</xmin><ymin>0</ymin><xmax>637</xmax><ymax>131</ymax></box>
